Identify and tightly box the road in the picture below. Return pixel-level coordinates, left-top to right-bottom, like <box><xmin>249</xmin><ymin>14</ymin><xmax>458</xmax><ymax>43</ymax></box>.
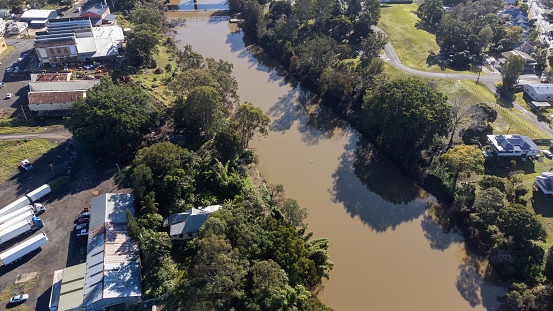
<box><xmin>0</xmin><ymin>127</ymin><xmax>72</xmax><ymax>143</ymax></box>
<box><xmin>381</xmin><ymin>37</ymin><xmax>553</xmax><ymax>137</ymax></box>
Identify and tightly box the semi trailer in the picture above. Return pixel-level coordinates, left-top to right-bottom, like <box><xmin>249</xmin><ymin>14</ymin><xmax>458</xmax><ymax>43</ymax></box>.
<box><xmin>0</xmin><ymin>233</ymin><xmax>48</xmax><ymax>265</ymax></box>
<box><xmin>0</xmin><ymin>184</ymin><xmax>50</xmax><ymax>216</ymax></box>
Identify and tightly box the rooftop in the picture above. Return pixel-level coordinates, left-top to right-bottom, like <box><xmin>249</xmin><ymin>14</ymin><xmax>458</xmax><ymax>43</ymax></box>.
<box><xmin>57</xmin><ymin>263</ymin><xmax>86</xmax><ymax>311</ymax></box>
<box><xmin>81</xmin><ymin>4</ymin><xmax>110</xmax><ymax>17</ymax></box>
<box><xmin>28</xmin><ymin>91</ymin><xmax>85</xmax><ymax>105</ymax></box>
<box><xmin>525</xmin><ymin>84</ymin><xmax>553</xmax><ymax>95</ymax></box>
<box><xmin>487</xmin><ymin>134</ymin><xmax>540</xmax><ymax>152</ymax></box>
<box><xmin>21</xmin><ymin>9</ymin><xmax>56</xmax><ymax>19</ymax></box>
<box><xmin>31</xmin><ymin>72</ymin><xmax>72</xmax><ymax>82</ymax></box>
<box><xmin>29</xmin><ymin>80</ymin><xmax>100</xmax><ymax>92</ymax></box>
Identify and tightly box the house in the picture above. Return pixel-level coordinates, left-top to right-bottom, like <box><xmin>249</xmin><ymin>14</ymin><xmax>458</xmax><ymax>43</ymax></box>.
<box><xmin>27</xmin><ymin>79</ymin><xmax>100</xmax><ymax>116</ymax></box>
<box><xmin>81</xmin><ymin>4</ymin><xmax>110</xmax><ymax>19</ymax></box>
<box><xmin>515</xmin><ymin>41</ymin><xmax>536</xmax><ymax>53</ymax></box>
<box><xmin>20</xmin><ymin>9</ymin><xmax>58</xmax><ymax>23</ymax></box>
<box><xmin>524</xmin><ymin>83</ymin><xmax>553</xmax><ymax>101</ymax></box>
<box><xmin>535</xmin><ymin>171</ymin><xmax>553</xmax><ymax>194</ymax></box>
<box><xmin>501</xmin><ymin>7</ymin><xmax>521</xmax><ymax>19</ymax></box>
<box><xmin>166</xmin><ymin>205</ymin><xmax>222</xmax><ymax>241</ymax></box>
<box><xmin>0</xmin><ymin>9</ymin><xmax>10</xmax><ymax>18</ymax></box>
<box><xmin>503</xmin><ymin>0</ymin><xmax>517</xmax><ymax>5</ymax></box>
<box><xmin>487</xmin><ymin>134</ymin><xmax>540</xmax><ymax>157</ymax></box>
<box><xmin>34</xmin><ymin>19</ymin><xmax>124</xmax><ymax>65</ymax></box>
<box><xmin>499</xmin><ymin>50</ymin><xmax>536</xmax><ymax>70</ymax></box>
<box><xmin>510</xmin><ymin>12</ymin><xmax>528</xmax><ymax>22</ymax></box>
<box><xmin>6</xmin><ymin>21</ymin><xmax>27</xmax><ymax>36</ymax></box>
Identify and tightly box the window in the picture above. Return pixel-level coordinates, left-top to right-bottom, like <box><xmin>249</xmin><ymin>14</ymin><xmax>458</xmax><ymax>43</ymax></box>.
<box><xmin>56</xmin><ymin>48</ymin><xmax>61</xmax><ymax>54</ymax></box>
<box><xmin>49</xmin><ymin>48</ymin><xmax>54</xmax><ymax>54</ymax></box>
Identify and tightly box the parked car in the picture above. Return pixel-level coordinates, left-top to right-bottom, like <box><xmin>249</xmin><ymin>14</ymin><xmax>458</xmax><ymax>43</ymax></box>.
<box><xmin>76</xmin><ymin>223</ymin><xmax>88</xmax><ymax>230</ymax></box>
<box><xmin>20</xmin><ymin>159</ymin><xmax>32</xmax><ymax>171</ymax></box>
<box><xmin>77</xmin><ymin>217</ymin><xmax>89</xmax><ymax>224</ymax></box>
<box><xmin>9</xmin><ymin>294</ymin><xmax>28</xmax><ymax>304</ymax></box>
<box><xmin>543</xmin><ymin>150</ymin><xmax>553</xmax><ymax>158</ymax></box>
<box><xmin>16</xmin><ymin>57</ymin><xmax>22</xmax><ymax>63</ymax></box>
<box><xmin>13</xmin><ymin>66</ymin><xmax>20</xmax><ymax>73</ymax></box>
<box><xmin>79</xmin><ymin>212</ymin><xmax>90</xmax><ymax>218</ymax></box>
<box><xmin>6</xmin><ymin>67</ymin><xmax>13</xmax><ymax>73</ymax></box>
<box><xmin>6</xmin><ymin>93</ymin><xmax>11</xmax><ymax>99</ymax></box>
<box><xmin>76</xmin><ymin>228</ymin><xmax>88</xmax><ymax>237</ymax></box>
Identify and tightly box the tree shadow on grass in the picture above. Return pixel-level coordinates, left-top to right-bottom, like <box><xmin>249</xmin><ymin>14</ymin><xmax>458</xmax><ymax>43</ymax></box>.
<box><xmin>426</xmin><ymin>53</ymin><xmax>447</xmax><ymax>71</ymax></box>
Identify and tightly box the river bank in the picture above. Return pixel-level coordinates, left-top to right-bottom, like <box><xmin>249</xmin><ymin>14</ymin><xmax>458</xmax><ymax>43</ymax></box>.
<box><xmin>169</xmin><ymin>15</ymin><xmax>506</xmax><ymax>310</ymax></box>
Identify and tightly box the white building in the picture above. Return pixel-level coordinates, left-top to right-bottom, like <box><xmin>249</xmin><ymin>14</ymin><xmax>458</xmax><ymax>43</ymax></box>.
<box><xmin>20</xmin><ymin>9</ymin><xmax>58</xmax><ymax>22</ymax></box>
<box><xmin>27</xmin><ymin>79</ymin><xmax>100</xmax><ymax>116</ymax></box>
<box><xmin>524</xmin><ymin>84</ymin><xmax>553</xmax><ymax>101</ymax></box>
<box><xmin>536</xmin><ymin>171</ymin><xmax>553</xmax><ymax>195</ymax></box>
<box><xmin>487</xmin><ymin>135</ymin><xmax>540</xmax><ymax>157</ymax></box>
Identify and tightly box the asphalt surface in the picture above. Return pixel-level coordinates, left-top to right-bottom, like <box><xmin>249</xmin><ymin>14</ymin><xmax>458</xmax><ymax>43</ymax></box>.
<box><xmin>0</xmin><ymin>39</ymin><xmax>35</xmax><ymax>113</ymax></box>
<box><xmin>0</xmin><ymin>127</ymin><xmax>72</xmax><ymax>143</ymax></box>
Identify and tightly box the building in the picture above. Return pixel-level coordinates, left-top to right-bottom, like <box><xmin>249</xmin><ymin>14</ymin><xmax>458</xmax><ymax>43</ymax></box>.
<box><xmin>0</xmin><ymin>37</ymin><xmax>7</xmax><ymax>54</ymax></box>
<box><xmin>20</xmin><ymin>9</ymin><xmax>58</xmax><ymax>25</ymax></box>
<box><xmin>81</xmin><ymin>4</ymin><xmax>110</xmax><ymax>19</ymax></box>
<box><xmin>535</xmin><ymin>171</ymin><xmax>553</xmax><ymax>195</ymax></box>
<box><xmin>6</xmin><ymin>21</ymin><xmax>27</xmax><ymax>36</ymax></box>
<box><xmin>0</xmin><ymin>19</ymin><xmax>7</xmax><ymax>35</ymax></box>
<box><xmin>30</xmin><ymin>72</ymin><xmax>72</xmax><ymax>82</ymax></box>
<box><xmin>0</xmin><ymin>9</ymin><xmax>10</xmax><ymax>18</ymax></box>
<box><xmin>166</xmin><ymin>205</ymin><xmax>221</xmax><ymax>241</ymax></box>
<box><xmin>52</xmin><ymin>194</ymin><xmax>142</xmax><ymax>311</ymax></box>
<box><xmin>487</xmin><ymin>134</ymin><xmax>540</xmax><ymax>157</ymax></box>
<box><xmin>27</xmin><ymin>79</ymin><xmax>100</xmax><ymax>116</ymax></box>
<box><xmin>34</xmin><ymin>19</ymin><xmax>124</xmax><ymax>65</ymax></box>
<box><xmin>524</xmin><ymin>84</ymin><xmax>553</xmax><ymax>101</ymax></box>
<box><xmin>498</xmin><ymin>50</ymin><xmax>536</xmax><ymax>71</ymax></box>
<box><xmin>515</xmin><ymin>41</ymin><xmax>536</xmax><ymax>53</ymax></box>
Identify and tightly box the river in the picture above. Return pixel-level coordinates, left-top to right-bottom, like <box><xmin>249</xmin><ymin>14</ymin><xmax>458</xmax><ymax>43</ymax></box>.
<box><xmin>169</xmin><ymin>14</ymin><xmax>505</xmax><ymax>310</ymax></box>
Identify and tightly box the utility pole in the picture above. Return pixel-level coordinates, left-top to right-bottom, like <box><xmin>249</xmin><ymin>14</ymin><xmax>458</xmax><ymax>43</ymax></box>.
<box><xmin>20</xmin><ymin>106</ymin><xmax>28</xmax><ymax>123</ymax></box>
<box><xmin>507</xmin><ymin>120</ymin><xmax>514</xmax><ymax>134</ymax></box>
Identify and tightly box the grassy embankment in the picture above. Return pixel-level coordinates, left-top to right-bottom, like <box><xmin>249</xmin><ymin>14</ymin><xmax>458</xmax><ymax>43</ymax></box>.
<box><xmin>0</xmin><ymin>140</ymin><xmax>57</xmax><ymax>183</ymax></box>
<box><xmin>379</xmin><ymin>3</ymin><xmax>478</xmax><ymax>75</ymax></box>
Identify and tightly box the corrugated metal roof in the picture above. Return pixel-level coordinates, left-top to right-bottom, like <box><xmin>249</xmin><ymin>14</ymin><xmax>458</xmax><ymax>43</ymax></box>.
<box><xmin>28</xmin><ymin>91</ymin><xmax>85</xmax><ymax>105</ymax></box>
<box><xmin>21</xmin><ymin>9</ymin><xmax>56</xmax><ymax>19</ymax></box>
<box><xmin>81</xmin><ymin>4</ymin><xmax>110</xmax><ymax>17</ymax></box>
<box><xmin>29</xmin><ymin>80</ymin><xmax>100</xmax><ymax>92</ymax></box>
<box><xmin>58</xmin><ymin>263</ymin><xmax>86</xmax><ymax>311</ymax></box>
<box><xmin>31</xmin><ymin>72</ymin><xmax>72</xmax><ymax>82</ymax></box>
<box><xmin>170</xmin><ymin>213</ymin><xmax>210</xmax><ymax>236</ymax></box>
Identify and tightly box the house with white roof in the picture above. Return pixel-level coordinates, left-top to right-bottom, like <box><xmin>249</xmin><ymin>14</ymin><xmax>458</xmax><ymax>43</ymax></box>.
<box><xmin>524</xmin><ymin>84</ymin><xmax>553</xmax><ymax>101</ymax></box>
<box><xmin>536</xmin><ymin>171</ymin><xmax>553</xmax><ymax>195</ymax></box>
<box><xmin>21</xmin><ymin>9</ymin><xmax>58</xmax><ymax>27</ymax></box>
<box><xmin>165</xmin><ymin>205</ymin><xmax>222</xmax><ymax>241</ymax></box>
<box><xmin>487</xmin><ymin>135</ymin><xmax>540</xmax><ymax>157</ymax></box>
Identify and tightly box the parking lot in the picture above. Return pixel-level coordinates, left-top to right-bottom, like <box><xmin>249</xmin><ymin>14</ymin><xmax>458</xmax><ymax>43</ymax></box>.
<box><xmin>0</xmin><ymin>140</ymin><xmax>131</xmax><ymax>311</ymax></box>
<box><xmin>0</xmin><ymin>38</ymin><xmax>35</xmax><ymax>113</ymax></box>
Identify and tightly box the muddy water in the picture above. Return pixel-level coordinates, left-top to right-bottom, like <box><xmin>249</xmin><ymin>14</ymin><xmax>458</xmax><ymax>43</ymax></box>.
<box><xmin>172</xmin><ymin>18</ymin><xmax>505</xmax><ymax>310</ymax></box>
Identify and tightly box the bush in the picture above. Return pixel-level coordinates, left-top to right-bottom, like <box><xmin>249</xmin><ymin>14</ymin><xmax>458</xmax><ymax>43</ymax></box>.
<box><xmin>478</xmin><ymin>175</ymin><xmax>506</xmax><ymax>192</ymax></box>
<box><xmin>165</xmin><ymin>63</ymin><xmax>172</xmax><ymax>72</ymax></box>
<box><xmin>148</xmin><ymin>59</ymin><xmax>157</xmax><ymax>69</ymax></box>
<box><xmin>154</xmin><ymin>68</ymin><xmax>163</xmax><ymax>74</ymax></box>
<box><xmin>241</xmin><ymin>149</ymin><xmax>255</xmax><ymax>164</ymax></box>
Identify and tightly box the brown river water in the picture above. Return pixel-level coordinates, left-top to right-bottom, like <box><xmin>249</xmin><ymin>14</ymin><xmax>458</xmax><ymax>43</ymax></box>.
<box><xmin>170</xmin><ymin>15</ymin><xmax>505</xmax><ymax>310</ymax></box>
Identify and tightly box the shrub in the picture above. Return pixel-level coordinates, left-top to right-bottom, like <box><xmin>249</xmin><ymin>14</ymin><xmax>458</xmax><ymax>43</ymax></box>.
<box><xmin>241</xmin><ymin>149</ymin><xmax>255</xmax><ymax>164</ymax></box>
<box><xmin>154</xmin><ymin>68</ymin><xmax>163</xmax><ymax>74</ymax></box>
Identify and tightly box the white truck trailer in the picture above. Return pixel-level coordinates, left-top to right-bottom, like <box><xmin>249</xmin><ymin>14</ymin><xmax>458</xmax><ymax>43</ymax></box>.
<box><xmin>0</xmin><ymin>184</ymin><xmax>50</xmax><ymax>216</ymax></box>
<box><xmin>0</xmin><ymin>210</ymin><xmax>35</xmax><ymax>230</ymax></box>
<box><xmin>0</xmin><ymin>233</ymin><xmax>48</xmax><ymax>265</ymax></box>
<box><xmin>0</xmin><ymin>206</ymin><xmax>35</xmax><ymax>226</ymax></box>
<box><xmin>0</xmin><ymin>217</ymin><xmax>44</xmax><ymax>245</ymax></box>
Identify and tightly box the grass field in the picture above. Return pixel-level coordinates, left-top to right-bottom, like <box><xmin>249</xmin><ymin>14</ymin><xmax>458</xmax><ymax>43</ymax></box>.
<box><xmin>0</xmin><ymin>140</ymin><xmax>57</xmax><ymax>183</ymax></box>
<box><xmin>384</xmin><ymin>64</ymin><xmax>551</xmax><ymax>139</ymax></box>
<box><xmin>133</xmin><ymin>46</ymin><xmax>177</xmax><ymax>108</ymax></box>
<box><xmin>379</xmin><ymin>3</ymin><xmax>476</xmax><ymax>75</ymax></box>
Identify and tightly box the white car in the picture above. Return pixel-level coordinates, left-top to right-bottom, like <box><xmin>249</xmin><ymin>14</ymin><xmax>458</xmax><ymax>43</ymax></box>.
<box><xmin>543</xmin><ymin>150</ymin><xmax>553</xmax><ymax>158</ymax></box>
<box><xmin>76</xmin><ymin>228</ymin><xmax>88</xmax><ymax>236</ymax></box>
<box><xmin>20</xmin><ymin>159</ymin><xmax>32</xmax><ymax>171</ymax></box>
<box><xmin>9</xmin><ymin>294</ymin><xmax>28</xmax><ymax>304</ymax></box>
<box><xmin>6</xmin><ymin>67</ymin><xmax>13</xmax><ymax>73</ymax></box>
<box><xmin>6</xmin><ymin>93</ymin><xmax>11</xmax><ymax>99</ymax></box>
<box><xmin>75</xmin><ymin>223</ymin><xmax>88</xmax><ymax>230</ymax></box>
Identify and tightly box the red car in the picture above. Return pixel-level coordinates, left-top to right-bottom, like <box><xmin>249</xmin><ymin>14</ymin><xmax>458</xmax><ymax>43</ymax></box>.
<box><xmin>77</xmin><ymin>217</ymin><xmax>89</xmax><ymax>224</ymax></box>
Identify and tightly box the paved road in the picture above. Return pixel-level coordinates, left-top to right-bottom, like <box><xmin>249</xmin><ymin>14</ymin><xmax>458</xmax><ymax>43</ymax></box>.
<box><xmin>380</xmin><ymin>34</ymin><xmax>553</xmax><ymax>137</ymax></box>
<box><xmin>0</xmin><ymin>127</ymin><xmax>72</xmax><ymax>143</ymax></box>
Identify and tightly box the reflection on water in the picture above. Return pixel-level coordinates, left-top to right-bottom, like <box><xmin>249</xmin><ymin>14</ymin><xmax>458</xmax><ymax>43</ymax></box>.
<box><xmin>167</xmin><ymin>0</ymin><xmax>227</xmax><ymax>11</ymax></box>
<box><xmin>171</xmin><ymin>16</ymin><xmax>505</xmax><ymax>310</ymax></box>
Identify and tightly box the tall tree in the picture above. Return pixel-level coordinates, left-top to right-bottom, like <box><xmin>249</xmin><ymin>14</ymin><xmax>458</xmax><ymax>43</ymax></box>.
<box><xmin>173</xmin><ymin>86</ymin><xmax>225</xmax><ymax>139</ymax></box>
<box><xmin>243</xmin><ymin>0</ymin><xmax>266</xmax><ymax>40</ymax></box>
<box><xmin>501</xmin><ymin>54</ymin><xmax>525</xmax><ymax>89</ymax></box>
<box><xmin>279</xmin><ymin>198</ymin><xmax>308</xmax><ymax>229</ymax></box>
<box><xmin>233</xmin><ymin>103</ymin><xmax>271</xmax><ymax>148</ymax></box>
<box><xmin>131</xmin><ymin>8</ymin><xmax>164</xmax><ymax>31</ymax></box>
<box><xmin>362</xmin><ymin>79</ymin><xmax>451</xmax><ymax>159</ymax></box>
<box><xmin>416</xmin><ymin>0</ymin><xmax>445</xmax><ymax>27</ymax></box>
<box><xmin>64</xmin><ymin>78</ymin><xmax>157</xmax><ymax>154</ymax></box>
<box><xmin>360</xmin><ymin>32</ymin><xmax>387</xmax><ymax>65</ymax></box>
<box><xmin>126</xmin><ymin>24</ymin><xmax>161</xmax><ymax>65</ymax></box>
<box><xmin>440</xmin><ymin>145</ymin><xmax>485</xmax><ymax>178</ymax></box>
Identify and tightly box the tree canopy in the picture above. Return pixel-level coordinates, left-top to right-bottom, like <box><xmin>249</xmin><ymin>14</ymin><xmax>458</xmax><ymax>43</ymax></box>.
<box><xmin>501</xmin><ymin>54</ymin><xmax>525</xmax><ymax>89</ymax></box>
<box><xmin>64</xmin><ymin>78</ymin><xmax>157</xmax><ymax>154</ymax></box>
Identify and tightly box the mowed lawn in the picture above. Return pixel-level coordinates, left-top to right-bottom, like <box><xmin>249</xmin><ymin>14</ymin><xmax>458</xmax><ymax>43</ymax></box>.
<box><xmin>0</xmin><ymin>140</ymin><xmax>57</xmax><ymax>183</ymax></box>
<box><xmin>379</xmin><ymin>3</ymin><xmax>476</xmax><ymax>75</ymax></box>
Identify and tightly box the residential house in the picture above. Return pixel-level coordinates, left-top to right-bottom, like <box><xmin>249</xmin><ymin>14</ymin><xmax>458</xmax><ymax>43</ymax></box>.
<box><xmin>27</xmin><ymin>79</ymin><xmax>100</xmax><ymax>116</ymax></box>
<box><xmin>501</xmin><ymin>7</ymin><xmax>521</xmax><ymax>19</ymax></box>
<box><xmin>503</xmin><ymin>0</ymin><xmax>517</xmax><ymax>5</ymax></box>
<box><xmin>499</xmin><ymin>50</ymin><xmax>536</xmax><ymax>70</ymax></box>
<box><xmin>535</xmin><ymin>171</ymin><xmax>553</xmax><ymax>194</ymax></box>
<box><xmin>81</xmin><ymin>4</ymin><xmax>110</xmax><ymax>19</ymax></box>
<box><xmin>515</xmin><ymin>41</ymin><xmax>536</xmax><ymax>53</ymax></box>
<box><xmin>34</xmin><ymin>19</ymin><xmax>124</xmax><ymax>65</ymax></box>
<box><xmin>524</xmin><ymin>83</ymin><xmax>553</xmax><ymax>101</ymax></box>
<box><xmin>487</xmin><ymin>134</ymin><xmax>541</xmax><ymax>157</ymax></box>
<box><xmin>51</xmin><ymin>194</ymin><xmax>141</xmax><ymax>311</ymax></box>
<box><xmin>165</xmin><ymin>205</ymin><xmax>222</xmax><ymax>241</ymax></box>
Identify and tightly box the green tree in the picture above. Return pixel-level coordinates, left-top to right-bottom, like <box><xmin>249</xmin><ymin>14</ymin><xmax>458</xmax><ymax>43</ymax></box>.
<box><xmin>501</xmin><ymin>54</ymin><xmax>525</xmax><ymax>89</ymax></box>
<box><xmin>214</xmin><ymin>124</ymin><xmax>243</xmax><ymax>162</ymax></box>
<box><xmin>359</xmin><ymin>32</ymin><xmax>387</xmax><ymax>65</ymax></box>
<box><xmin>477</xmin><ymin>25</ymin><xmax>493</xmax><ymax>52</ymax></box>
<box><xmin>520</xmin><ymin>2</ymin><xmax>529</xmax><ymax>13</ymax></box>
<box><xmin>126</xmin><ymin>209</ymin><xmax>140</xmax><ymax>241</ymax></box>
<box><xmin>472</xmin><ymin>187</ymin><xmax>505</xmax><ymax>216</ymax></box>
<box><xmin>138</xmin><ymin>230</ymin><xmax>175</xmax><ymax>298</ymax></box>
<box><xmin>243</xmin><ymin>0</ymin><xmax>266</xmax><ymax>40</ymax></box>
<box><xmin>416</xmin><ymin>0</ymin><xmax>444</xmax><ymax>27</ymax></box>
<box><xmin>440</xmin><ymin>145</ymin><xmax>484</xmax><ymax>177</ymax></box>
<box><xmin>249</xmin><ymin>260</ymin><xmax>291</xmax><ymax>310</ymax></box>
<box><xmin>478</xmin><ymin>175</ymin><xmax>506</xmax><ymax>192</ymax></box>
<box><xmin>362</xmin><ymin>79</ymin><xmax>451</xmax><ymax>159</ymax></box>
<box><xmin>498</xmin><ymin>203</ymin><xmax>546</xmax><ymax>243</ymax></box>
<box><xmin>279</xmin><ymin>198</ymin><xmax>308</xmax><ymax>229</ymax></box>
<box><xmin>64</xmin><ymin>78</ymin><xmax>157</xmax><ymax>154</ymax></box>
<box><xmin>131</xmin><ymin>8</ymin><xmax>164</xmax><ymax>31</ymax></box>
<box><xmin>126</xmin><ymin>24</ymin><xmax>161</xmax><ymax>65</ymax></box>
<box><xmin>505</xmin><ymin>175</ymin><xmax>529</xmax><ymax>203</ymax></box>
<box><xmin>134</xmin><ymin>142</ymin><xmax>186</xmax><ymax>180</ymax></box>
<box><xmin>131</xmin><ymin>164</ymin><xmax>154</xmax><ymax>202</ymax></box>
<box><xmin>532</xmin><ymin>47</ymin><xmax>548</xmax><ymax>69</ymax></box>
<box><xmin>173</xmin><ymin>86</ymin><xmax>225</xmax><ymax>139</ymax></box>
<box><xmin>233</xmin><ymin>103</ymin><xmax>271</xmax><ymax>148</ymax></box>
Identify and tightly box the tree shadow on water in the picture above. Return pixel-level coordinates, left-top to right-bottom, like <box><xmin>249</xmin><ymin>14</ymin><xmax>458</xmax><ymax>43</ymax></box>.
<box><xmin>329</xmin><ymin>139</ymin><xmax>431</xmax><ymax>232</ymax></box>
<box><xmin>420</xmin><ymin>201</ymin><xmax>461</xmax><ymax>251</ymax></box>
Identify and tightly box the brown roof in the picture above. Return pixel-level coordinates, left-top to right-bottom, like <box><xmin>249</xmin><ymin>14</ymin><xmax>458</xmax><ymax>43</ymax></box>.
<box><xmin>31</xmin><ymin>72</ymin><xmax>72</xmax><ymax>82</ymax></box>
<box><xmin>28</xmin><ymin>91</ymin><xmax>85</xmax><ymax>105</ymax></box>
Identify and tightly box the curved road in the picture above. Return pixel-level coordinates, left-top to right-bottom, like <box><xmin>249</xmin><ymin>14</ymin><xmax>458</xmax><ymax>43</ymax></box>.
<box><xmin>381</xmin><ymin>39</ymin><xmax>553</xmax><ymax>137</ymax></box>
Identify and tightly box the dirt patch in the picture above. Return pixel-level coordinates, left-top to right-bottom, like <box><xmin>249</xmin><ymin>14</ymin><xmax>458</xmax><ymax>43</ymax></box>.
<box><xmin>15</xmin><ymin>273</ymin><xmax>38</xmax><ymax>284</ymax></box>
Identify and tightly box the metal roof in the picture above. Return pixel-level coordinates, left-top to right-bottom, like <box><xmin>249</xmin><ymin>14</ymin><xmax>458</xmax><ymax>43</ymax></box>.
<box><xmin>525</xmin><ymin>84</ymin><xmax>553</xmax><ymax>96</ymax></box>
<box><xmin>170</xmin><ymin>213</ymin><xmax>210</xmax><ymax>236</ymax></box>
<box><xmin>58</xmin><ymin>263</ymin><xmax>86</xmax><ymax>311</ymax></box>
<box><xmin>81</xmin><ymin>4</ymin><xmax>110</xmax><ymax>17</ymax></box>
<box><xmin>487</xmin><ymin>135</ymin><xmax>540</xmax><ymax>152</ymax></box>
<box><xmin>89</xmin><ymin>194</ymin><xmax>134</xmax><ymax>229</ymax></box>
<box><xmin>21</xmin><ymin>9</ymin><xmax>56</xmax><ymax>19</ymax></box>
<box><xmin>29</xmin><ymin>80</ymin><xmax>100</xmax><ymax>92</ymax></box>
<box><xmin>28</xmin><ymin>91</ymin><xmax>85</xmax><ymax>105</ymax></box>
<box><xmin>31</xmin><ymin>72</ymin><xmax>72</xmax><ymax>82</ymax></box>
